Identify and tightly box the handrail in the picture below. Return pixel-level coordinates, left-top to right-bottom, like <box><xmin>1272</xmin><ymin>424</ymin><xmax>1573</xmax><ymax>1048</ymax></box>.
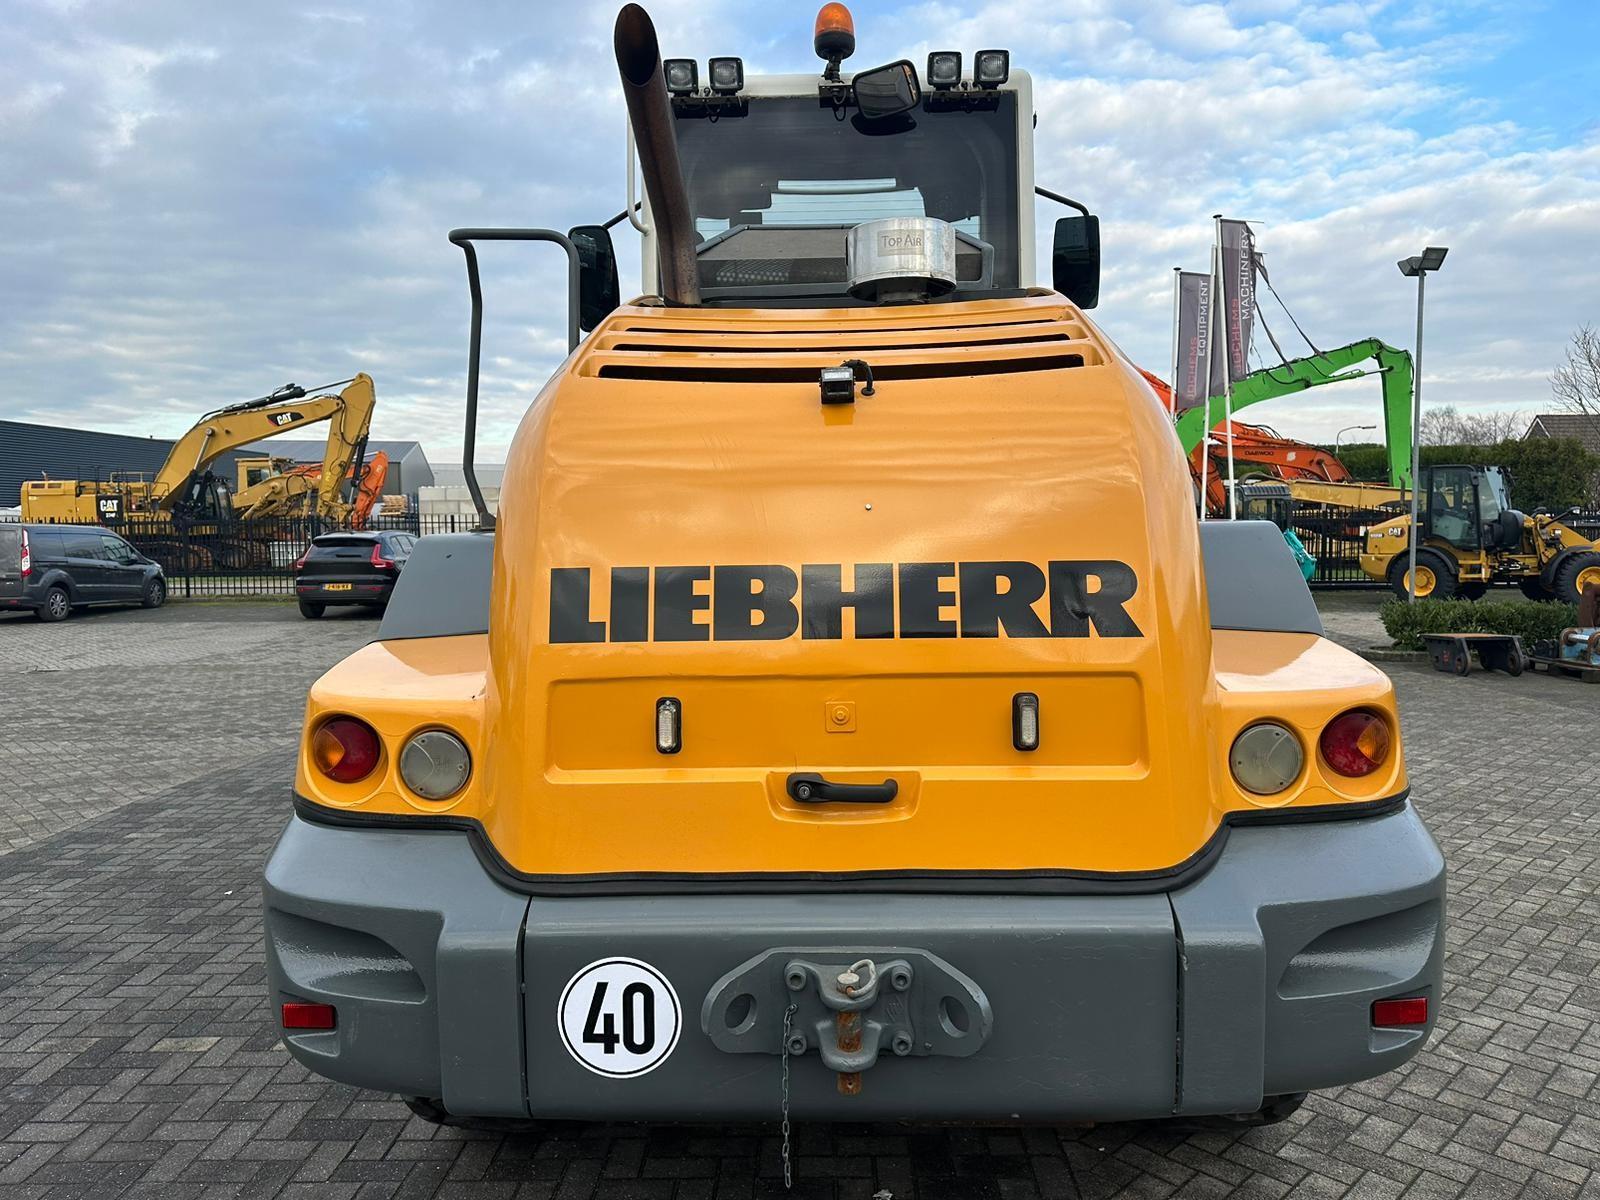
<box><xmin>447</xmin><ymin>227</ymin><xmax>580</xmax><ymax>531</ymax></box>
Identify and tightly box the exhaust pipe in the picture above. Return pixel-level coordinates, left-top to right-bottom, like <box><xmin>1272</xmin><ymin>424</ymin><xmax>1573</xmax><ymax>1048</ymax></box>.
<box><xmin>614</xmin><ymin>4</ymin><xmax>701</xmax><ymax>306</ymax></box>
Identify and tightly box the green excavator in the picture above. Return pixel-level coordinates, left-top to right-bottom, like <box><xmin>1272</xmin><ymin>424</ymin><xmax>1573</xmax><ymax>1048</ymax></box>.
<box><xmin>1173</xmin><ymin>337</ymin><xmax>1416</xmax><ymax>490</ymax></box>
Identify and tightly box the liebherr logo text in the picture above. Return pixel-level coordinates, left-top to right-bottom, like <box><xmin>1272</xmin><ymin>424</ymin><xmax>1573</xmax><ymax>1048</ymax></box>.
<box><xmin>549</xmin><ymin>561</ymin><xmax>1142</xmax><ymax>643</ymax></box>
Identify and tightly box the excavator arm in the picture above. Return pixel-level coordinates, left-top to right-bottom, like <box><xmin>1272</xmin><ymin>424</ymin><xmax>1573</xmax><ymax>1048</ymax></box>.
<box><xmin>1172</xmin><ymin>340</ymin><xmax>1415</xmax><ymax>488</ymax></box>
<box><xmin>152</xmin><ymin>374</ymin><xmax>377</xmax><ymax>520</ymax></box>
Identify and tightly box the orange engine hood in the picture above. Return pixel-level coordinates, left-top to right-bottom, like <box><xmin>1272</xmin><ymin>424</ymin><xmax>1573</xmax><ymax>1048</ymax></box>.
<box><xmin>479</xmin><ymin>293</ymin><xmax>1222</xmax><ymax>879</ymax></box>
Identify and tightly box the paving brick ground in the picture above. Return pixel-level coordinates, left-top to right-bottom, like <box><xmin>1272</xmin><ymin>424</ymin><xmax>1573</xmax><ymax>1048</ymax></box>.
<box><xmin>1</xmin><ymin>597</ymin><xmax>1598</xmax><ymax>1198</ymax></box>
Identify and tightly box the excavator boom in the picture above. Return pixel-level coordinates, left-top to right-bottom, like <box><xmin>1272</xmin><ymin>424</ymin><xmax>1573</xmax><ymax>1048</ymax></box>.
<box><xmin>1173</xmin><ymin>339</ymin><xmax>1415</xmax><ymax>488</ymax></box>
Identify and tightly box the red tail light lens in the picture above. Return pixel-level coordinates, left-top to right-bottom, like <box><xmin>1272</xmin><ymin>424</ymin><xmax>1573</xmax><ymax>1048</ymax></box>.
<box><xmin>1372</xmin><ymin>996</ymin><xmax>1428</xmax><ymax>1027</ymax></box>
<box><xmin>282</xmin><ymin>1001</ymin><xmax>336</xmax><ymax>1030</ymax></box>
<box><xmin>292</xmin><ymin>548</ymin><xmax>310</xmax><ymax>571</ymax></box>
<box><xmin>370</xmin><ymin>542</ymin><xmax>395</xmax><ymax>569</ymax></box>
<box><xmin>19</xmin><ymin>530</ymin><xmax>31</xmax><ymax>578</ymax></box>
<box><xmin>311</xmin><ymin>717</ymin><xmax>381</xmax><ymax>783</ymax></box>
<box><xmin>1320</xmin><ymin>709</ymin><xmax>1390</xmax><ymax>777</ymax></box>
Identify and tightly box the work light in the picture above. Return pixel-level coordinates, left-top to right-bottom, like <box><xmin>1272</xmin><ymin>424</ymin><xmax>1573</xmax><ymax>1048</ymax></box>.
<box><xmin>708</xmin><ymin>56</ymin><xmax>743</xmax><ymax>94</ymax></box>
<box><xmin>973</xmin><ymin>49</ymin><xmax>1009</xmax><ymax>88</ymax></box>
<box><xmin>663</xmin><ymin>58</ymin><xmax>698</xmax><ymax>94</ymax></box>
<box><xmin>927</xmin><ymin>51</ymin><xmax>961</xmax><ymax>89</ymax></box>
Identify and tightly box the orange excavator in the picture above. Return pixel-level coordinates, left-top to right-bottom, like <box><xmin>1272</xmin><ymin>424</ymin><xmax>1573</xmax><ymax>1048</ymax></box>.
<box><xmin>235</xmin><ymin>451</ymin><xmax>390</xmax><ymax>528</ymax></box>
<box><xmin>1138</xmin><ymin>368</ymin><xmax>1351</xmax><ymax>514</ymax></box>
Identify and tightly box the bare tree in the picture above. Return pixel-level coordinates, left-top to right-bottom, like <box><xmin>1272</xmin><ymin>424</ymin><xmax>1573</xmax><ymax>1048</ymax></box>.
<box><xmin>1419</xmin><ymin>405</ymin><xmax>1525</xmax><ymax>446</ymax></box>
<box><xmin>1552</xmin><ymin>324</ymin><xmax>1600</xmax><ymax>424</ymax></box>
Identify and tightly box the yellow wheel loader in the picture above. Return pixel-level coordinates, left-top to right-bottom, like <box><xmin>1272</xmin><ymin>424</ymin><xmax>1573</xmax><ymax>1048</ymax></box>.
<box><xmin>1358</xmin><ymin>464</ymin><xmax>1600</xmax><ymax>602</ymax></box>
<box><xmin>263</xmin><ymin>4</ymin><xmax>1444</xmax><ymax>1131</ymax></box>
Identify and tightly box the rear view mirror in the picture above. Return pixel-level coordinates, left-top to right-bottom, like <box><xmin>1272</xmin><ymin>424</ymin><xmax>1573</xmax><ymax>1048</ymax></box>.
<box><xmin>569</xmin><ymin>224</ymin><xmax>620</xmax><ymax>332</ymax></box>
<box><xmin>853</xmin><ymin>61</ymin><xmax>921</xmax><ymax>120</ymax></box>
<box><xmin>1052</xmin><ymin>214</ymin><xmax>1100</xmax><ymax>309</ymax></box>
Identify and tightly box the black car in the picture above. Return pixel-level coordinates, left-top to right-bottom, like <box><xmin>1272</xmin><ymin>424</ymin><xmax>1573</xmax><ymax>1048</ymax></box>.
<box><xmin>0</xmin><ymin>523</ymin><xmax>167</xmax><ymax>622</ymax></box>
<box><xmin>293</xmin><ymin>530</ymin><xmax>414</xmax><ymax>619</ymax></box>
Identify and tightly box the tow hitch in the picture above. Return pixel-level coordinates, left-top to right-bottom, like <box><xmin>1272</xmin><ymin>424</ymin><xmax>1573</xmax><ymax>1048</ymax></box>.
<box><xmin>700</xmin><ymin>948</ymin><xmax>993</xmax><ymax>1093</ymax></box>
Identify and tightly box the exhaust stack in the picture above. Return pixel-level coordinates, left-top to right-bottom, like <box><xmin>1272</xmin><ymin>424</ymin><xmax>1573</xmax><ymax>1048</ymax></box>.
<box><xmin>614</xmin><ymin>4</ymin><xmax>701</xmax><ymax>306</ymax></box>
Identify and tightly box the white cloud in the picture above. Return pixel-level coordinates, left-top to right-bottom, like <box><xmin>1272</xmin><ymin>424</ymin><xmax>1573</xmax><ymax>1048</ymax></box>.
<box><xmin>0</xmin><ymin>0</ymin><xmax>1593</xmax><ymax>461</ymax></box>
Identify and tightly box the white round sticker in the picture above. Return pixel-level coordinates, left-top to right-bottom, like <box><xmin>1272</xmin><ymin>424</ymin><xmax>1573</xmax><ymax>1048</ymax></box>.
<box><xmin>557</xmin><ymin>957</ymin><xmax>682</xmax><ymax>1078</ymax></box>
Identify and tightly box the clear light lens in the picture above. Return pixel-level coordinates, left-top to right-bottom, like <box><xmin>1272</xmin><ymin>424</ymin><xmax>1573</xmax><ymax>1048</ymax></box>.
<box><xmin>399</xmin><ymin>729</ymin><xmax>471</xmax><ymax>800</ymax></box>
<box><xmin>656</xmin><ymin>697</ymin><xmax>681</xmax><ymax>754</ymax></box>
<box><xmin>663</xmin><ymin>58</ymin><xmax>697</xmax><ymax>93</ymax></box>
<box><xmin>1012</xmin><ymin>692</ymin><xmax>1039</xmax><ymax>751</ymax></box>
<box><xmin>927</xmin><ymin>51</ymin><xmax>961</xmax><ymax>86</ymax></box>
<box><xmin>974</xmin><ymin>49</ymin><xmax>1009</xmax><ymax>85</ymax></box>
<box><xmin>1229</xmin><ymin>722</ymin><xmax>1303</xmax><ymax>795</ymax></box>
<box><xmin>708</xmin><ymin>57</ymin><xmax>743</xmax><ymax>92</ymax></box>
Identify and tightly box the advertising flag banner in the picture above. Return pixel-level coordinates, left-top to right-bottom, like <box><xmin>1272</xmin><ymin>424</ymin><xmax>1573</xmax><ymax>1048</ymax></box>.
<box><xmin>1172</xmin><ymin>270</ymin><xmax>1225</xmax><ymax>412</ymax></box>
<box><xmin>1218</xmin><ymin>219</ymin><xmax>1256</xmax><ymax>383</ymax></box>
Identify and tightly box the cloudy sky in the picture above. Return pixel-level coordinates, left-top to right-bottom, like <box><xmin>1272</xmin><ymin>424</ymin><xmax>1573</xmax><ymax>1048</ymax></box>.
<box><xmin>2</xmin><ymin>0</ymin><xmax>1596</xmax><ymax>462</ymax></box>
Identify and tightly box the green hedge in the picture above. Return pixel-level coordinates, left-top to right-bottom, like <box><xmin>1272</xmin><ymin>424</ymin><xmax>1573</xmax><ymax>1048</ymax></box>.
<box><xmin>1322</xmin><ymin>438</ymin><xmax>1599</xmax><ymax>511</ymax></box>
<box><xmin>1380</xmin><ymin>598</ymin><xmax>1580</xmax><ymax>651</ymax></box>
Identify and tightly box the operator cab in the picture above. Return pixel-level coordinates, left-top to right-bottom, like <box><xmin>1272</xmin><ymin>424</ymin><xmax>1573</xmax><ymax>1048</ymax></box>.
<box><xmin>1424</xmin><ymin>465</ymin><xmax>1521</xmax><ymax>552</ymax></box>
<box><xmin>573</xmin><ymin>3</ymin><xmax>1100</xmax><ymax>323</ymax></box>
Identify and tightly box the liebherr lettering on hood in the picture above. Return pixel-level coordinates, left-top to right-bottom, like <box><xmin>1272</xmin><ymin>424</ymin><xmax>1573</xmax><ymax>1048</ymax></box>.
<box><xmin>548</xmin><ymin>561</ymin><xmax>1143</xmax><ymax>643</ymax></box>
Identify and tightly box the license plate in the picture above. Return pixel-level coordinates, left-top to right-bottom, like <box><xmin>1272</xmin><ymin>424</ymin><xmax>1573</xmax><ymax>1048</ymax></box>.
<box><xmin>324</xmin><ymin>583</ymin><xmax>353</xmax><ymax>591</ymax></box>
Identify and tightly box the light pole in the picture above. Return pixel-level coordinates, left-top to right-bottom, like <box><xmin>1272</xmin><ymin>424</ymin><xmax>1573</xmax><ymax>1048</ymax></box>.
<box><xmin>1334</xmin><ymin>423</ymin><xmax>1376</xmax><ymax>457</ymax></box>
<box><xmin>1397</xmin><ymin>246</ymin><xmax>1448</xmax><ymax>603</ymax></box>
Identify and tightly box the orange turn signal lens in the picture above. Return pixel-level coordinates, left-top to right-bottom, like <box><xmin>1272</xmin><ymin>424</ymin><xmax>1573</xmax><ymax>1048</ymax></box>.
<box><xmin>311</xmin><ymin>717</ymin><xmax>381</xmax><ymax>783</ymax></box>
<box><xmin>1319</xmin><ymin>709</ymin><xmax>1391</xmax><ymax>778</ymax></box>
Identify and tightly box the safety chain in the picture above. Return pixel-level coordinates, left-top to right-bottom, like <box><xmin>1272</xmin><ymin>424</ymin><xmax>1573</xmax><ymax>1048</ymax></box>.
<box><xmin>780</xmin><ymin>1001</ymin><xmax>798</xmax><ymax>1189</ymax></box>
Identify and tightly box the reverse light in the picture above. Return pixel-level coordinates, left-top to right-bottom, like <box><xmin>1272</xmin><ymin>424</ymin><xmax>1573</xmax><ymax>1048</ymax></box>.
<box><xmin>927</xmin><ymin>51</ymin><xmax>962</xmax><ymax>89</ymax></box>
<box><xmin>19</xmin><ymin>530</ymin><xmax>31</xmax><ymax>578</ymax></box>
<box><xmin>708</xmin><ymin>56</ymin><xmax>743</xmax><ymax>94</ymax></box>
<box><xmin>370</xmin><ymin>542</ymin><xmax>396</xmax><ymax>570</ymax></box>
<box><xmin>973</xmin><ymin>49</ymin><xmax>1010</xmax><ymax>88</ymax></box>
<box><xmin>282</xmin><ymin>1001</ymin><xmax>336</xmax><ymax>1030</ymax></box>
<box><xmin>1230</xmin><ymin>722</ymin><xmax>1304</xmax><ymax>795</ymax></box>
<box><xmin>1372</xmin><ymin>996</ymin><xmax>1428</xmax><ymax>1028</ymax></box>
<box><xmin>663</xmin><ymin>57</ymin><xmax>698</xmax><ymax>94</ymax></box>
<box><xmin>311</xmin><ymin>717</ymin><xmax>381</xmax><ymax>783</ymax></box>
<box><xmin>399</xmin><ymin>729</ymin><xmax>472</xmax><ymax>801</ymax></box>
<box><xmin>656</xmin><ymin>696</ymin><xmax>682</xmax><ymax>755</ymax></box>
<box><xmin>1012</xmin><ymin>692</ymin><xmax>1039</xmax><ymax>752</ymax></box>
<box><xmin>1320</xmin><ymin>709</ymin><xmax>1391</xmax><ymax>778</ymax></box>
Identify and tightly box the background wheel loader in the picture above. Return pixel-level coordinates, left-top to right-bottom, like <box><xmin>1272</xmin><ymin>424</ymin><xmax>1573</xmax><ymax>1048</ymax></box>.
<box><xmin>1359</xmin><ymin>463</ymin><xmax>1600</xmax><ymax>602</ymax></box>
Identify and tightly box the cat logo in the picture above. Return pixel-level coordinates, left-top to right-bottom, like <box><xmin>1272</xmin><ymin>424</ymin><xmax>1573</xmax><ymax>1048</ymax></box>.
<box><xmin>549</xmin><ymin>561</ymin><xmax>1143</xmax><ymax>644</ymax></box>
<box><xmin>270</xmin><ymin>412</ymin><xmax>306</xmax><ymax>427</ymax></box>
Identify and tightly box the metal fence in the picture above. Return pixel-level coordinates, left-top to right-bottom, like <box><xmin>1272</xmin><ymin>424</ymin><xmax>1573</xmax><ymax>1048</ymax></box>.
<box><xmin>1292</xmin><ymin>503</ymin><xmax>1397</xmax><ymax>589</ymax></box>
<box><xmin>113</xmin><ymin>513</ymin><xmax>478</xmax><ymax>598</ymax></box>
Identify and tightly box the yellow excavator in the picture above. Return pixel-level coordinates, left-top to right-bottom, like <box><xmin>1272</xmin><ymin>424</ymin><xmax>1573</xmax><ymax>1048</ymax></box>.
<box><xmin>20</xmin><ymin>374</ymin><xmax>377</xmax><ymax>529</ymax></box>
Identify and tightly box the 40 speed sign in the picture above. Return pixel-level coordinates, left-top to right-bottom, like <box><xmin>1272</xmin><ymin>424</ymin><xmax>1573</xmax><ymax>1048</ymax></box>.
<box><xmin>557</xmin><ymin>958</ymin><xmax>683</xmax><ymax>1077</ymax></box>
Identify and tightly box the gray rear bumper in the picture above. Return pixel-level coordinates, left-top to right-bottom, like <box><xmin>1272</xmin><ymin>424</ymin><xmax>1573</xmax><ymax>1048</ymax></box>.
<box><xmin>263</xmin><ymin>802</ymin><xmax>1444</xmax><ymax>1121</ymax></box>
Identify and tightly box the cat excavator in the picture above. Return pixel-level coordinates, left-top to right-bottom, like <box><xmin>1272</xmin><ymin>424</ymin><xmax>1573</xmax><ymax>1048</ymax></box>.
<box><xmin>20</xmin><ymin>374</ymin><xmax>377</xmax><ymax>529</ymax></box>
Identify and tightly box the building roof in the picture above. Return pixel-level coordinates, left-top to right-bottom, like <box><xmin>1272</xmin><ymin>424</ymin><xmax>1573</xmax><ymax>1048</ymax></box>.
<box><xmin>240</xmin><ymin>438</ymin><xmax>428</xmax><ymax>462</ymax></box>
<box><xmin>0</xmin><ymin>419</ymin><xmax>264</xmax><ymax>508</ymax></box>
<box><xmin>1524</xmin><ymin>413</ymin><xmax>1600</xmax><ymax>454</ymax></box>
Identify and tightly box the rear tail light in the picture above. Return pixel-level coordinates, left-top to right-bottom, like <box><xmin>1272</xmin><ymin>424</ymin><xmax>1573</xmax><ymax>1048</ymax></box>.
<box><xmin>282</xmin><ymin>1001</ymin><xmax>336</xmax><ymax>1030</ymax></box>
<box><xmin>1320</xmin><ymin>709</ymin><xmax>1391</xmax><ymax>777</ymax></box>
<box><xmin>292</xmin><ymin>549</ymin><xmax>309</xmax><ymax>571</ymax></box>
<box><xmin>19</xmin><ymin>530</ymin><xmax>30</xmax><ymax>578</ymax></box>
<box><xmin>371</xmin><ymin>543</ymin><xmax>396</xmax><ymax>569</ymax></box>
<box><xmin>1372</xmin><ymin>996</ymin><xmax>1428</xmax><ymax>1027</ymax></box>
<box><xmin>311</xmin><ymin>717</ymin><xmax>381</xmax><ymax>783</ymax></box>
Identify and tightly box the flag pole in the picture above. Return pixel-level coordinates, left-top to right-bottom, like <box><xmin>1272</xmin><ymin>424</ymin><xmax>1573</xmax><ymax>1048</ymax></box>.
<box><xmin>1197</xmin><ymin>267</ymin><xmax>1214</xmax><ymax>522</ymax></box>
<box><xmin>1213</xmin><ymin>214</ymin><xmax>1237</xmax><ymax>520</ymax></box>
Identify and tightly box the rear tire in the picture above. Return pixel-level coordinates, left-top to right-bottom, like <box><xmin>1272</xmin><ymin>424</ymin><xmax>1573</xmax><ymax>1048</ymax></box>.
<box><xmin>141</xmin><ymin>578</ymin><xmax>166</xmax><ymax>609</ymax></box>
<box><xmin>1552</xmin><ymin>551</ymin><xmax>1600</xmax><ymax>606</ymax></box>
<box><xmin>298</xmin><ymin>600</ymin><xmax>325</xmax><ymax>620</ymax></box>
<box><xmin>1457</xmin><ymin>582</ymin><xmax>1487</xmax><ymax>600</ymax></box>
<box><xmin>36</xmin><ymin>585</ymin><xmax>70</xmax><ymax>622</ymax></box>
<box><xmin>1387</xmin><ymin>548</ymin><xmax>1457</xmax><ymax>601</ymax></box>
